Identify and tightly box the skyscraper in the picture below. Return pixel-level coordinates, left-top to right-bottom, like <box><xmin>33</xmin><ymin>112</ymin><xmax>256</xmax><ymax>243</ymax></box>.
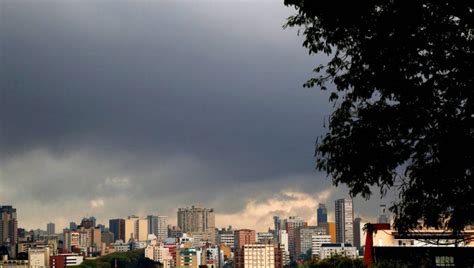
<box><xmin>147</xmin><ymin>215</ymin><xmax>158</xmax><ymax>236</ymax></box>
<box><xmin>283</xmin><ymin>216</ymin><xmax>307</xmax><ymax>259</ymax></box>
<box><xmin>177</xmin><ymin>206</ymin><xmax>215</xmax><ymax>243</ymax></box>
<box><xmin>353</xmin><ymin>217</ymin><xmax>366</xmax><ymax>255</ymax></box>
<box><xmin>295</xmin><ymin>226</ymin><xmax>326</xmax><ymax>257</ymax></box>
<box><xmin>317</xmin><ymin>204</ymin><xmax>328</xmax><ymax>227</ymax></box>
<box><xmin>0</xmin><ymin>206</ymin><xmax>17</xmax><ymax>245</ymax></box>
<box><xmin>157</xmin><ymin>216</ymin><xmax>168</xmax><ymax>242</ymax></box>
<box><xmin>125</xmin><ymin>215</ymin><xmax>148</xmax><ymax>241</ymax></box>
<box><xmin>377</xmin><ymin>204</ymin><xmax>389</xmax><ymax>224</ymax></box>
<box><xmin>273</xmin><ymin>216</ymin><xmax>282</xmax><ymax>242</ymax></box>
<box><xmin>47</xmin><ymin>222</ymin><xmax>55</xmax><ymax>235</ymax></box>
<box><xmin>109</xmin><ymin>219</ymin><xmax>125</xmax><ymax>242</ymax></box>
<box><xmin>335</xmin><ymin>199</ymin><xmax>354</xmax><ymax>245</ymax></box>
<box><xmin>146</xmin><ymin>215</ymin><xmax>167</xmax><ymax>241</ymax></box>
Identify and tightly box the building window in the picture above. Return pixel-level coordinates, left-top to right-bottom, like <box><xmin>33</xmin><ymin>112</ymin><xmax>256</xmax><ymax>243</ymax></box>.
<box><xmin>435</xmin><ymin>256</ymin><xmax>455</xmax><ymax>267</ymax></box>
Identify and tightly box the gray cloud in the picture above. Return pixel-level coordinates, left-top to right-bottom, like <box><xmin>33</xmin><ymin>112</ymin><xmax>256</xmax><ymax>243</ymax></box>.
<box><xmin>0</xmin><ymin>0</ymin><xmax>390</xmax><ymax>230</ymax></box>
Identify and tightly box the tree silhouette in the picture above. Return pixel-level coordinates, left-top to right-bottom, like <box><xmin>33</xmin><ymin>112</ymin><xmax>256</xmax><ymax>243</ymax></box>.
<box><xmin>284</xmin><ymin>0</ymin><xmax>473</xmax><ymax>233</ymax></box>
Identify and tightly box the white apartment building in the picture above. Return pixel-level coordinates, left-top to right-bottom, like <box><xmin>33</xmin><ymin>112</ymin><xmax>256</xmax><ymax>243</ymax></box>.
<box><xmin>311</xmin><ymin>234</ymin><xmax>331</xmax><ymax>257</ymax></box>
<box><xmin>28</xmin><ymin>247</ymin><xmax>50</xmax><ymax>268</ymax></box>
<box><xmin>242</xmin><ymin>244</ymin><xmax>275</xmax><ymax>268</ymax></box>
<box><xmin>319</xmin><ymin>243</ymin><xmax>357</xmax><ymax>259</ymax></box>
<box><xmin>279</xmin><ymin>230</ymin><xmax>290</xmax><ymax>265</ymax></box>
<box><xmin>144</xmin><ymin>240</ymin><xmax>173</xmax><ymax>268</ymax></box>
<box><xmin>110</xmin><ymin>240</ymin><xmax>130</xmax><ymax>252</ymax></box>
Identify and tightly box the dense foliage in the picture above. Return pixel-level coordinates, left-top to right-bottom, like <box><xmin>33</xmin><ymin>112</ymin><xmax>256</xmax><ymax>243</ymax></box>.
<box><xmin>284</xmin><ymin>0</ymin><xmax>473</xmax><ymax>233</ymax></box>
<box><xmin>299</xmin><ymin>254</ymin><xmax>365</xmax><ymax>268</ymax></box>
<box><xmin>73</xmin><ymin>250</ymin><xmax>160</xmax><ymax>268</ymax></box>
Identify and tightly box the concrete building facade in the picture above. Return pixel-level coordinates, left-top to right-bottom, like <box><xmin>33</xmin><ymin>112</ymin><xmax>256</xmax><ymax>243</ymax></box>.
<box><xmin>125</xmin><ymin>216</ymin><xmax>148</xmax><ymax>242</ymax></box>
<box><xmin>319</xmin><ymin>243</ymin><xmax>357</xmax><ymax>259</ymax></box>
<box><xmin>317</xmin><ymin>204</ymin><xmax>328</xmax><ymax>227</ymax></box>
<box><xmin>109</xmin><ymin>219</ymin><xmax>125</xmax><ymax>242</ymax></box>
<box><xmin>234</xmin><ymin>244</ymin><xmax>282</xmax><ymax>268</ymax></box>
<box><xmin>234</xmin><ymin>229</ymin><xmax>256</xmax><ymax>250</ymax></box>
<box><xmin>0</xmin><ymin>206</ymin><xmax>17</xmax><ymax>246</ymax></box>
<box><xmin>217</xmin><ymin>228</ymin><xmax>234</xmax><ymax>248</ymax></box>
<box><xmin>295</xmin><ymin>226</ymin><xmax>326</xmax><ymax>257</ymax></box>
<box><xmin>177</xmin><ymin>206</ymin><xmax>215</xmax><ymax>244</ymax></box>
<box><xmin>353</xmin><ymin>217</ymin><xmax>366</xmax><ymax>254</ymax></box>
<box><xmin>335</xmin><ymin>199</ymin><xmax>354</xmax><ymax>245</ymax></box>
<box><xmin>47</xmin><ymin>223</ymin><xmax>55</xmax><ymax>235</ymax></box>
<box><xmin>28</xmin><ymin>247</ymin><xmax>50</xmax><ymax>268</ymax></box>
<box><xmin>311</xmin><ymin>235</ymin><xmax>331</xmax><ymax>257</ymax></box>
<box><xmin>157</xmin><ymin>216</ymin><xmax>168</xmax><ymax>242</ymax></box>
<box><xmin>282</xmin><ymin>216</ymin><xmax>307</xmax><ymax>259</ymax></box>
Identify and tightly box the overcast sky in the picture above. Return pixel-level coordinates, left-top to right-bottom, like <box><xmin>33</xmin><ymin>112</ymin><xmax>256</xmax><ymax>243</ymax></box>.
<box><xmin>0</xmin><ymin>0</ymin><xmax>392</xmax><ymax>231</ymax></box>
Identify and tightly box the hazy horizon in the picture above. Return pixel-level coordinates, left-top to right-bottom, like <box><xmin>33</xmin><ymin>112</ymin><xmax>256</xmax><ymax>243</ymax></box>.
<box><xmin>0</xmin><ymin>0</ymin><xmax>393</xmax><ymax>231</ymax></box>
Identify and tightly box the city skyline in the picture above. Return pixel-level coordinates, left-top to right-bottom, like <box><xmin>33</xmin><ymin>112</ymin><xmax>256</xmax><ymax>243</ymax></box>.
<box><xmin>2</xmin><ymin>196</ymin><xmax>375</xmax><ymax>233</ymax></box>
<box><xmin>0</xmin><ymin>0</ymin><xmax>392</xmax><ymax>231</ymax></box>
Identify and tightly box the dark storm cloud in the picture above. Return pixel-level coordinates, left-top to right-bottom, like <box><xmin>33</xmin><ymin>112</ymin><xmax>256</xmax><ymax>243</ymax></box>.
<box><xmin>0</xmin><ymin>0</ymin><xmax>388</xmax><ymax>229</ymax></box>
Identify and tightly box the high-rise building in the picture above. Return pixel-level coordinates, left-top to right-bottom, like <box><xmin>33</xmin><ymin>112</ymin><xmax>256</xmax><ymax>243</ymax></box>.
<box><xmin>295</xmin><ymin>226</ymin><xmax>326</xmax><ymax>257</ymax></box>
<box><xmin>353</xmin><ymin>217</ymin><xmax>366</xmax><ymax>255</ymax></box>
<box><xmin>177</xmin><ymin>206</ymin><xmax>215</xmax><ymax>243</ymax></box>
<box><xmin>326</xmin><ymin>222</ymin><xmax>336</xmax><ymax>243</ymax></box>
<box><xmin>217</xmin><ymin>227</ymin><xmax>234</xmax><ymax>248</ymax></box>
<box><xmin>273</xmin><ymin>216</ymin><xmax>281</xmax><ymax>243</ymax></box>
<box><xmin>0</xmin><ymin>206</ymin><xmax>18</xmax><ymax>245</ymax></box>
<box><xmin>282</xmin><ymin>216</ymin><xmax>307</xmax><ymax>259</ymax></box>
<box><xmin>125</xmin><ymin>216</ymin><xmax>148</xmax><ymax>241</ymax></box>
<box><xmin>335</xmin><ymin>199</ymin><xmax>354</xmax><ymax>245</ymax></box>
<box><xmin>148</xmin><ymin>215</ymin><xmax>168</xmax><ymax>242</ymax></box>
<box><xmin>377</xmin><ymin>204</ymin><xmax>390</xmax><ymax>224</ymax></box>
<box><xmin>278</xmin><ymin>230</ymin><xmax>288</xmax><ymax>253</ymax></box>
<box><xmin>157</xmin><ymin>216</ymin><xmax>168</xmax><ymax>242</ymax></box>
<box><xmin>69</xmin><ymin>222</ymin><xmax>77</xmax><ymax>231</ymax></box>
<box><xmin>317</xmin><ymin>204</ymin><xmax>328</xmax><ymax>227</ymax></box>
<box><xmin>63</xmin><ymin>230</ymin><xmax>80</xmax><ymax>251</ymax></box>
<box><xmin>257</xmin><ymin>232</ymin><xmax>274</xmax><ymax>244</ymax></box>
<box><xmin>109</xmin><ymin>219</ymin><xmax>125</xmax><ymax>242</ymax></box>
<box><xmin>90</xmin><ymin>227</ymin><xmax>102</xmax><ymax>249</ymax></box>
<box><xmin>278</xmin><ymin>230</ymin><xmax>290</xmax><ymax>265</ymax></box>
<box><xmin>311</xmin><ymin>234</ymin><xmax>331</xmax><ymax>257</ymax></box>
<box><xmin>234</xmin><ymin>229</ymin><xmax>256</xmax><ymax>249</ymax></box>
<box><xmin>234</xmin><ymin>244</ymin><xmax>282</xmax><ymax>268</ymax></box>
<box><xmin>148</xmin><ymin>215</ymin><xmax>158</xmax><ymax>236</ymax></box>
<box><xmin>47</xmin><ymin>222</ymin><xmax>55</xmax><ymax>235</ymax></box>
